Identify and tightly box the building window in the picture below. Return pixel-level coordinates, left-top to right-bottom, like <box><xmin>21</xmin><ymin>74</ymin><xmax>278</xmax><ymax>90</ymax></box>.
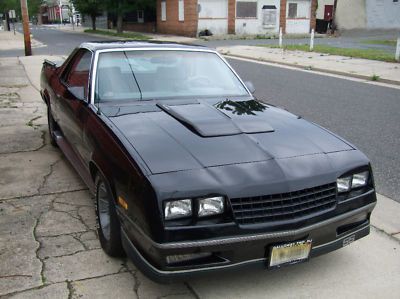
<box><xmin>161</xmin><ymin>1</ymin><xmax>166</xmax><ymax>21</ymax></box>
<box><xmin>178</xmin><ymin>0</ymin><xmax>184</xmax><ymax>21</ymax></box>
<box><xmin>262</xmin><ymin>5</ymin><xmax>277</xmax><ymax>27</ymax></box>
<box><xmin>288</xmin><ymin>3</ymin><xmax>297</xmax><ymax>18</ymax></box>
<box><xmin>236</xmin><ymin>1</ymin><xmax>257</xmax><ymax>18</ymax></box>
<box><xmin>137</xmin><ymin>10</ymin><xmax>144</xmax><ymax>23</ymax></box>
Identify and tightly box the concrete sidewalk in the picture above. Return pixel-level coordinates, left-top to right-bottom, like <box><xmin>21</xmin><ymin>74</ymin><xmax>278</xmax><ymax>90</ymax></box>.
<box><xmin>0</xmin><ymin>30</ymin><xmax>45</xmax><ymax>51</ymax></box>
<box><xmin>218</xmin><ymin>45</ymin><xmax>400</xmax><ymax>86</ymax></box>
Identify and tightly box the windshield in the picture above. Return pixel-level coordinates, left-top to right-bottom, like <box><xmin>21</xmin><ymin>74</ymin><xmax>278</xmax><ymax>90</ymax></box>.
<box><xmin>94</xmin><ymin>50</ymin><xmax>249</xmax><ymax>102</ymax></box>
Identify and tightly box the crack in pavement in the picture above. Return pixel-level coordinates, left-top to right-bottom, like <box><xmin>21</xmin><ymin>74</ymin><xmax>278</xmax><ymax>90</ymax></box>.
<box><xmin>157</xmin><ymin>292</ymin><xmax>193</xmax><ymax>299</ymax></box>
<box><xmin>371</xmin><ymin>225</ymin><xmax>400</xmax><ymax>244</ymax></box>
<box><xmin>184</xmin><ymin>282</ymin><xmax>201</xmax><ymax>299</ymax></box>
<box><xmin>66</xmin><ymin>280</ymin><xmax>75</xmax><ymax>299</ymax></box>
<box><xmin>0</xmin><ymin>188</ymin><xmax>89</xmax><ymax>202</ymax></box>
<box><xmin>132</xmin><ymin>269</ymin><xmax>141</xmax><ymax>299</ymax></box>
<box><xmin>37</xmin><ymin>158</ymin><xmax>62</xmax><ymax>195</ymax></box>
<box><xmin>33</xmin><ymin>213</ymin><xmax>47</xmax><ymax>285</ymax></box>
<box><xmin>26</xmin><ymin>115</ymin><xmax>42</xmax><ymax>130</ymax></box>
<box><xmin>71</xmin><ymin>234</ymin><xmax>90</xmax><ymax>251</ymax></box>
<box><xmin>0</xmin><ymin>127</ymin><xmax>49</xmax><ymax>156</ymax></box>
<box><xmin>42</xmin><ymin>248</ymin><xmax>99</xmax><ymax>260</ymax></box>
<box><xmin>0</xmin><ymin>274</ymin><xmax>33</xmax><ymax>279</ymax></box>
<box><xmin>76</xmin><ymin>206</ymin><xmax>95</xmax><ymax>232</ymax></box>
<box><xmin>122</xmin><ymin>259</ymin><xmax>141</xmax><ymax>299</ymax></box>
<box><xmin>1</xmin><ymin>270</ymin><xmax>133</xmax><ymax>298</ymax></box>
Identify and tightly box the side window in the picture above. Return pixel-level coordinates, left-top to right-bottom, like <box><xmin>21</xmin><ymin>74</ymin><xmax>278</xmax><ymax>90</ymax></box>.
<box><xmin>64</xmin><ymin>49</ymin><xmax>92</xmax><ymax>98</ymax></box>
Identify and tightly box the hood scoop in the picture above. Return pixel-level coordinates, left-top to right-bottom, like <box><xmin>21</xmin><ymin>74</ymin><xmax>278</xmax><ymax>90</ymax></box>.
<box><xmin>157</xmin><ymin>100</ymin><xmax>274</xmax><ymax>137</ymax></box>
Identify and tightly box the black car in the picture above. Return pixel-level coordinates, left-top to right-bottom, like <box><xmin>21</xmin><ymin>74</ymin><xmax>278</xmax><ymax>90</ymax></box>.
<box><xmin>40</xmin><ymin>41</ymin><xmax>376</xmax><ymax>282</ymax></box>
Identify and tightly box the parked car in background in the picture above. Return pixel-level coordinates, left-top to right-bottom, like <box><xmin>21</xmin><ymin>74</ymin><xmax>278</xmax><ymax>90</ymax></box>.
<box><xmin>40</xmin><ymin>41</ymin><xmax>376</xmax><ymax>282</ymax></box>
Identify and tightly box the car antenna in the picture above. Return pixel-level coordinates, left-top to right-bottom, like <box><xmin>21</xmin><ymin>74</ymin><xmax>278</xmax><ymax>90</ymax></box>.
<box><xmin>124</xmin><ymin>51</ymin><xmax>143</xmax><ymax>100</ymax></box>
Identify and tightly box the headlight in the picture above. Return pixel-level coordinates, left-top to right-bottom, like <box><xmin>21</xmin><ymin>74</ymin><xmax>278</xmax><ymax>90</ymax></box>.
<box><xmin>352</xmin><ymin>171</ymin><xmax>369</xmax><ymax>188</ymax></box>
<box><xmin>337</xmin><ymin>171</ymin><xmax>369</xmax><ymax>193</ymax></box>
<box><xmin>164</xmin><ymin>199</ymin><xmax>192</xmax><ymax>220</ymax></box>
<box><xmin>337</xmin><ymin>176</ymin><xmax>352</xmax><ymax>193</ymax></box>
<box><xmin>198</xmin><ymin>196</ymin><xmax>224</xmax><ymax>217</ymax></box>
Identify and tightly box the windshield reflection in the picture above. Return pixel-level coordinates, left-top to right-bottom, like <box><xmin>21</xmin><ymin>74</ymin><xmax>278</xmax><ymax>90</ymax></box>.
<box><xmin>215</xmin><ymin>100</ymin><xmax>267</xmax><ymax>116</ymax></box>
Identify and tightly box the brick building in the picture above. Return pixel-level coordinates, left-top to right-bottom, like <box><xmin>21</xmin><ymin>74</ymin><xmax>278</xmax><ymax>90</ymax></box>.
<box><xmin>42</xmin><ymin>0</ymin><xmax>72</xmax><ymax>24</ymax></box>
<box><xmin>156</xmin><ymin>0</ymin><xmax>317</xmax><ymax>37</ymax></box>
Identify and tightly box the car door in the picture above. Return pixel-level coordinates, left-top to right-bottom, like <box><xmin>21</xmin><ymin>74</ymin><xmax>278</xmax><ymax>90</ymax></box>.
<box><xmin>58</xmin><ymin>48</ymin><xmax>92</xmax><ymax>162</ymax></box>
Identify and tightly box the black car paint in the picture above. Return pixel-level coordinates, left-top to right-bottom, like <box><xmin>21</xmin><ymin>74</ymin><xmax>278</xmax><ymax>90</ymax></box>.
<box><xmin>40</xmin><ymin>41</ymin><xmax>377</xmax><ymax>282</ymax></box>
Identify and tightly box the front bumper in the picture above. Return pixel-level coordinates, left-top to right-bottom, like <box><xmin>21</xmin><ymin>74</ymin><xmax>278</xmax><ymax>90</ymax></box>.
<box><xmin>121</xmin><ymin>201</ymin><xmax>375</xmax><ymax>282</ymax></box>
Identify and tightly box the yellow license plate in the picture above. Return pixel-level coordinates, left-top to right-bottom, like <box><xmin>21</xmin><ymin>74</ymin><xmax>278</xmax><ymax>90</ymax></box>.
<box><xmin>269</xmin><ymin>240</ymin><xmax>312</xmax><ymax>268</ymax></box>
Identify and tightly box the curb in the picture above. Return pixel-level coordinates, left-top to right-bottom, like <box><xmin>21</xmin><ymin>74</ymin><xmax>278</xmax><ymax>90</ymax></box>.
<box><xmin>220</xmin><ymin>52</ymin><xmax>400</xmax><ymax>87</ymax></box>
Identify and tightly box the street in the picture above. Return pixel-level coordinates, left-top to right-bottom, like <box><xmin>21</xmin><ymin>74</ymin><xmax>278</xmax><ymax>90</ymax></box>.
<box><xmin>229</xmin><ymin>58</ymin><xmax>400</xmax><ymax>203</ymax></box>
<box><xmin>0</xmin><ymin>27</ymin><xmax>399</xmax><ymax>298</ymax></box>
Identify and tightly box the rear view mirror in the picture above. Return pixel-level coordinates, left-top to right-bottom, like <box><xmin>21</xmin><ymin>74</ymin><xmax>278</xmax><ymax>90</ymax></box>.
<box><xmin>67</xmin><ymin>86</ymin><xmax>85</xmax><ymax>101</ymax></box>
<box><xmin>244</xmin><ymin>81</ymin><xmax>256</xmax><ymax>94</ymax></box>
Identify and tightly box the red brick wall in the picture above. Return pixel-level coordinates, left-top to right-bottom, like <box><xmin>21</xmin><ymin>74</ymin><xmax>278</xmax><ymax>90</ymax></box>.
<box><xmin>279</xmin><ymin>0</ymin><xmax>287</xmax><ymax>33</ymax></box>
<box><xmin>156</xmin><ymin>0</ymin><xmax>198</xmax><ymax>37</ymax></box>
<box><xmin>228</xmin><ymin>0</ymin><xmax>235</xmax><ymax>34</ymax></box>
<box><xmin>123</xmin><ymin>22</ymin><xmax>156</xmax><ymax>33</ymax></box>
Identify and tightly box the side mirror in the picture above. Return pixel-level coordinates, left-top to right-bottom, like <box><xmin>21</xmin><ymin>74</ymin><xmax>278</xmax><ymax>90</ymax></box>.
<box><xmin>244</xmin><ymin>81</ymin><xmax>256</xmax><ymax>94</ymax></box>
<box><xmin>67</xmin><ymin>86</ymin><xmax>86</xmax><ymax>101</ymax></box>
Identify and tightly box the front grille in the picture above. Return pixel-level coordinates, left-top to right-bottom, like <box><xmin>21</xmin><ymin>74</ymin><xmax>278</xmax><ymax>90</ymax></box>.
<box><xmin>230</xmin><ymin>183</ymin><xmax>337</xmax><ymax>225</ymax></box>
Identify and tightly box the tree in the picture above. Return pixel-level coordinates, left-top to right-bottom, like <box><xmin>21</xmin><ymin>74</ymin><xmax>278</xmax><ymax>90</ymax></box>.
<box><xmin>71</xmin><ymin>0</ymin><xmax>104</xmax><ymax>30</ymax></box>
<box><xmin>0</xmin><ymin>0</ymin><xmax>43</xmax><ymax>21</ymax></box>
<box><xmin>0</xmin><ymin>0</ymin><xmax>20</xmax><ymax>16</ymax></box>
<box><xmin>28</xmin><ymin>0</ymin><xmax>43</xmax><ymax>19</ymax></box>
<box><xmin>106</xmin><ymin>0</ymin><xmax>156</xmax><ymax>34</ymax></box>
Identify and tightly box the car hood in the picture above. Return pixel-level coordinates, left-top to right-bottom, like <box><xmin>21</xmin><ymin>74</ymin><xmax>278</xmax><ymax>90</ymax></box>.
<box><xmin>105</xmin><ymin>99</ymin><xmax>354</xmax><ymax>174</ymax></box>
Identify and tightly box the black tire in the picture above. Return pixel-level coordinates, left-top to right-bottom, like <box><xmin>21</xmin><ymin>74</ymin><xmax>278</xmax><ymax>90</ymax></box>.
<box><xmin>47</xmin><ymin>105</ymin><xmax>58</xmax><ymax>147</ymax></box>
<box><xmin>95</xmin><ymin>173</ymin><xmax>125</xmax><ymax>257</ymax></box>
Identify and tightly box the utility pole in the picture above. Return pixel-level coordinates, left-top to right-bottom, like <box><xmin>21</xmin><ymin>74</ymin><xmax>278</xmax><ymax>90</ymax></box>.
<box><xmin>20</xmin><ymin>0</ymin><xmax>32</xmax><ymax>56</ymax></box>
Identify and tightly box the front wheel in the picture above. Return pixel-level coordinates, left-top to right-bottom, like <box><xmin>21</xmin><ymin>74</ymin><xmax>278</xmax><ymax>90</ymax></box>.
<box><xmin>95</xmin><ymin>174</ymin><xmax>125</xmax><ymax>257</ymax></box>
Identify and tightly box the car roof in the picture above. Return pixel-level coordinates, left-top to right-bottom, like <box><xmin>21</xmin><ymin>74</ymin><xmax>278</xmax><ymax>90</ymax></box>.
<box><xmin>80</xmin><ymin>40</ymin><xmax>211</xmax><ymax>52</ymax></box>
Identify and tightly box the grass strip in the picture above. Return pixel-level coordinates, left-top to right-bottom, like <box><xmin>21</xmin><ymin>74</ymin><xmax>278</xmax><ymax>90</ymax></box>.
<box><xmin>258</xmin><ymin>44</ymin><xmax>397</xmax><ymax>62</ymax></box>
<box><xmin>84</xmin><ymin>29</ymin><xmax>151</xmax><ymax>40</ymax></box>
<box><xmin>361</xmin><ymin>39</ymin><xmax>396</xmax><ymax>46</ymax></box>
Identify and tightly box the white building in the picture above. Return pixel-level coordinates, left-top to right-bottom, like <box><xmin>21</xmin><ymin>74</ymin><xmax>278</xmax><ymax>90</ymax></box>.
<box><xmin>157</xmin><ymin>0</ymin><xmax>317</xmax><ymax>37</ymax></box>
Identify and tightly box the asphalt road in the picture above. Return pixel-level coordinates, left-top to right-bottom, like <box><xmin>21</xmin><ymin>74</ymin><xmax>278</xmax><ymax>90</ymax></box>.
<box><xmin>0</xmin><ymin>25</ymin><xmax>109</xmax><ymax>57</ymax></box>
<box><xmin>6</xmin><ymin>26</ymin><xmax>400</xmax><ymax>202</ymax></box>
